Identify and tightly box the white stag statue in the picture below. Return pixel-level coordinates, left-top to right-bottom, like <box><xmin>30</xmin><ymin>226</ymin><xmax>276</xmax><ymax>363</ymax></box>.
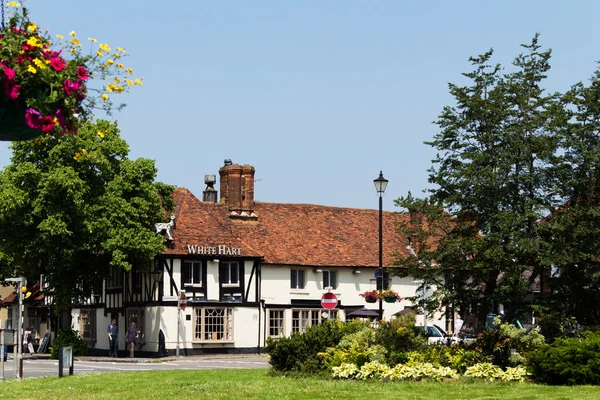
<box><xmin>155</xmin><ymin>215</ymin><xmax>175</xmax><ymax>240</ymax></box>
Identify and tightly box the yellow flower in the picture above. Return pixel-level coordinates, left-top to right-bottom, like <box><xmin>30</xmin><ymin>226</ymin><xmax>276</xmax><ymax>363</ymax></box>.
<box><xmin>127</xmin><ymin>79</ymin><xmax>133</xmax><ymax>86</ymax></box>
<box><xmin>101</xmin><ymin>64</ymin><xmax>107</xmax><ymax>70</ymax></box>
<box><xmin>8</xmin><ymin>2</ymin><xmax>19</xmax><ymax>7</ymax></box>
<box><xmin>96</xmin><ymin>50</ymin><xmax>103</xmax><ymax>57</ymax></box>
<box><xmin>27</xmin><ymin>23</ymin><xmax>38</xmax><ymax>32</ymax></box>
<box><xmin>97</xmin><ymin>130</ymin><xmax>105</xmax><ymax>139</ymax></box>
<box><xmin>70</xmin><ymin>48</ymin><xmax>76</xmax><ymax>54</ymax></box>
<box><xmin>56</xmin><ymin>34</ymin><xmax>64</xmax><ymax>39</ymax></box>
<box><xmin>126</xmin><ymin>67</ymin><xmax>133</xmax><ymax>74</ymax></box>
<box><xmin>113</xmin><ymin>77</ymin><xmax>121</xmax><ymax>83</ymax></box>
<box><xmin>73</xmin><ymin>152</ymin><xmax>82</xmax><ymax>162</ymax></box>
<box><xmin>116</xmin><ymin>63</ymin><xmax>125</xmax><ymax>69</ymax></box>
<box><xmin>26</xmin><ymin>37</ymin><xmax>42</xmax><ymax>48</ymax></box>
<box><xmin>32</xmin><ymin>58</ymin><xmax>46</xmax><ymax>69</ymax></box>
<box><xmin>106</xmin><ymin>59</ymin><xmax>114</xmax><ymax>65</ymax></box>
<box><xmin>116</xmin><ymin>47</ymin><xmax>126</xmax><ymax>53</ymax></box>
<box><xmin>81</xmin><ymin>149</ymin><xmax>87</xmax><ymax>155</ymax></box>
<box><xmin>101</xmin><ymin>94</ymin><xmax>109</xmax><ymax>102</ymax></box>
<box><xmin>69</xmin><ymin>31</ymin><xmax>76</xmax><ymax>36</ymax></box>
<box><xmin>88</xmin><ymin>37</ymin><xmax>97</xmax><ymax>42</ymax></box>
<box><xmin>106</xmin><ymin>83</ymin><xmax>114</xmax><ymax>92</ymax></box>
<box><xmin>135</xmin><ymin>78</ymin><xmax>143</xmax><ymax>87</ymax></box>
<box><xmin>70</xmin><ymin>37</ymin><xmax>81</xmax><ymax>46</ymax></box>
<box><xmin>114</xmin><ymin>53</ymin><xmax>121</xmax><ymax>59</ymax></box>
<box><xmin>27</xmin><ymin>65</ymin><xmax>37</xmax><ymax>74</ymax></box>
<box><xmin>99</xmin><ymin>43</ymin><xmax>111</xmax><ymax>52</ymax></box>
<box><xmin>116</xmin><ymin>85</ymin><xmax>124</xmax><ymax>93</ymax></box>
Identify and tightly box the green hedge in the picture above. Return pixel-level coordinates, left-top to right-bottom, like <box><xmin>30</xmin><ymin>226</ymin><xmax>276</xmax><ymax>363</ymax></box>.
<box><xmin>528</xmin><ymin>331</ymin><xmax>600</xmax><ymax>385</ymax></box>
<box><xmin>266</xmin><ymin>319</ymin><xmax>366</xmax><ymax>373</ymax></box>
<box><xmin>49</xmin><ymin>329</ymin><xmax>88</xmax><ymax>359</ymax></box>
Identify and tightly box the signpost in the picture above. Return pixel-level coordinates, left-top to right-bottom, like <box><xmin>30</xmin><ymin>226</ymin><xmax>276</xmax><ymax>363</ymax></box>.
<box><xmin>321</xmin><ymin>291</ymin><xmax>338</xmax><ymax>321</ymax></box>
<box><xmin>179</xmin><ymin>292</ymin><xmax>187</xmax><ymax>311</ymax></box>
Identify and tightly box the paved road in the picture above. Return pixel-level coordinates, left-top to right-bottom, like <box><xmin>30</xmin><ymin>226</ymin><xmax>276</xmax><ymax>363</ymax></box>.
<box><xmin>0</xmin><ymin>354</ymin><xmax>270</xmax><ymax>380</ymax></box>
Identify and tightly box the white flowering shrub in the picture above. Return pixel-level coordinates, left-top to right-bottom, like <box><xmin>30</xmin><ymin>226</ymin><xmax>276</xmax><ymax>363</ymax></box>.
<box><xmin>501</xmin><ymin>366</ymin><xmax>528</xmax><ymax>382</ymax></box>
<box><xmin>356</xmin><ymin>361</ymin><xmax>390</xmax><ymax>380</ymax></box>
<box><xmin>332</xmin><ymin>363</ymin><xmax>359</xmax><ymax>379</ymax></box>
<box><xmin>464</xmin><ymin>362</ymin><xmax>504</xmax><ymax>381</ymax></box>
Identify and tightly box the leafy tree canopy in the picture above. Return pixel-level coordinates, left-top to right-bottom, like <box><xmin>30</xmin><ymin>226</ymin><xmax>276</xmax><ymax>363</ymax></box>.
<box><xmin>393</xmin><ymin>35</ymin><xmax>563</xmax><ymax>327</ymax></box>
<box><xmin>0</xmin><ymin>120</ymin><xmax>174</xmax><ymax>311</ymax></box>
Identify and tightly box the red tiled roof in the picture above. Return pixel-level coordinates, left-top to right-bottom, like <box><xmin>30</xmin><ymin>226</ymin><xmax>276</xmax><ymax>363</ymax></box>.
<box><xmin>164</xmin><ymin>188</ymin><xmax>412</xmax><ymax>268</ymax></box>
<box><xmin>1</xmin><ymin>282</ymin><xmax>43</xmax><ymax>304</ymax></box>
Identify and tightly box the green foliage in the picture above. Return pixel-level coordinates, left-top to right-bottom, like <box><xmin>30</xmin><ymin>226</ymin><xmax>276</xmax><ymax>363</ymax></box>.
<box><xmin>373</xmin><ymin>313</ymin><xmax>428</xmax><ymax>365</ymax></box>
<box><xmin>266</xmin><ymin>319</ymin><xmax>366</xmax><ymax>373</ymax></box>
<box><xmin>318</xmin><ymin>325</ymin><xmax>387</xmax><ymax>369</ymax></box>
<box><xmin>407</xmin><ymin>343</ymin><xmax>485</xmax><ymax>373</ymax></box>
<box><xmin>464</xmin><ymin>363</ymin><xmax>506</xmax><ymax>381</ymax></box>
<box><xmin>474</xmin><ymin>320</ymin><xmax>545</xmax><ymax>368</ymax></box>
<box><xmin>0</xmin><ymin>120</ymin><xmax>174</xmax><ymax>311</ymax></box>
<box><xmin>49</xmin><ymin>329</ymin><xmax>88</xmax><ymax>359</ymax></box>
<box><xmin>527</xmin><ymin>331</ymin><xmax>600</xmax><ymax>385</ymax></box>
<box><xmin>356</xmin><ymin>360</ymin><xmax>390</xmax><ymax>380</ymax></box>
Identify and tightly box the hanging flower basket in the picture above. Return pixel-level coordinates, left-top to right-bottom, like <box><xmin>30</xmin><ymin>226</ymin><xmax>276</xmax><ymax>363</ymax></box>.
<box><xmin>364</xmin><ymin>296</ymin><xmax>377</xmax><ymax>304</ymax></box>
<box><xmin>381</xmin><ymin>289</ymin><xmax>402</xmax><ymax>303</ymax></box>
<box><xmin>0</xmin><ymin>3</ymin><xmax>143</xmax><ymax>142</ymax></box>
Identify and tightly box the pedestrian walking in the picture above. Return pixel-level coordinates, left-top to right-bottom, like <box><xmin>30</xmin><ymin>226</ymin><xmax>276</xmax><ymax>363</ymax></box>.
<box><xmin>454</xmin><ymin>314</ymin><xmax>464</xmax><ymax>337</ymax></box>
<box><xmin>23</xmin><ymin>326</ymin><xmax>34</xmax><ymax>354</ymax></box>
<box><xmin>127</xmin><ymin>322</ymin><xmax>141</xmax><ymax>358</ymax></box>
<box><xmin>107</xmin><ymin>319</ymin><xmax>118</xmax><ymax>357</ymax></box>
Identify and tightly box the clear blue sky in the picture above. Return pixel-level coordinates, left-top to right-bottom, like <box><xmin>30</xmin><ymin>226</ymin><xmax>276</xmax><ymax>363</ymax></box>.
<box><xmin>1</xmin><ymin>1</ymin><xmax>599</xmax><ymax>211</ymax></box>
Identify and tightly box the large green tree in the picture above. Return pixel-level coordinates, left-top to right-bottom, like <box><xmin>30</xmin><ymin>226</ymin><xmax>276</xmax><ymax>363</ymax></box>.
<box><xmin>394</xmin><ymin>36</ymin><xmax>560</xmax><ymax>327</ymax></box>
<box><xmin>0</xmin><ymin>120</ymin><xmax>173</xmax><ymax>311</ymax></box>
<box><xmin>539</xmin><ymin>65</ymin><xmax>600</xmax><ymax>326</ymax></box>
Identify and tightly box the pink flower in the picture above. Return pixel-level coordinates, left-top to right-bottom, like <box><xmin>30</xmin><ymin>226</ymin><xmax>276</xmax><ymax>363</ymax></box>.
<box><xmin>25</xmin><ymin>108</ymin><xmax>42</xmax><ymax>129</ymax></box>
<box><xmin>1</xmin><ymin>65</ymin><xmax>16</xmax><ymax>80</ymax></box>
<box><xmin>4</xmin><ymin>80</ymin><xmax>20</xmax><ymax>99</ymax></box>
<box><xmin>63</xmin><ymin>79</ymin><xmax>80</xmax><ymax>95</ymax></box>
<box><xmin>40</xmin><ymin>116</ymin><xmax>55</xmax><ymax>133</ymax></box>
<box><xmin>77</xmin><ymin>66</ymin><xmax>89</xmax><ymax>81</ymax></box>
<box><xmin>49</xmin><ymin>57</ymin><xmax>67</xmax><ymax>72</ymax></box>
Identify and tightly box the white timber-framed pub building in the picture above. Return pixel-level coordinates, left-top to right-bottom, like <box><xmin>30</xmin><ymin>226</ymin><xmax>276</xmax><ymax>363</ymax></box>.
<box><xmin>2</xmin><ymin>161</ymin><xmax>444</xmax><ymax>356</ymax></box>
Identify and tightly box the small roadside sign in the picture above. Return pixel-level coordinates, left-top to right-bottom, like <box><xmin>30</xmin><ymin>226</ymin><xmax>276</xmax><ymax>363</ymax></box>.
<box><xmin>178</xmin><ymin>292</ymin><xmax>187</xmax><ymax>311</ymax></box>
<box><xmin>321</xmin><ymin>292</ymin><xmax>338</xmax><ymax>310</ymax></box>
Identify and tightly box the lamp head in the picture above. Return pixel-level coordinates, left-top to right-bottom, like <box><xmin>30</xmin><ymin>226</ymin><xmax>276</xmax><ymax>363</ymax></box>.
<box><xmin>374</xmin><ymin>171</ymin><xmax>388</xmax><ymax>195</ymax></box>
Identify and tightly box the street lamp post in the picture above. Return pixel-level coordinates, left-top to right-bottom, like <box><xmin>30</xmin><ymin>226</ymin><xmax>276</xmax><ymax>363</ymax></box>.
<box><xmin>374</xmin><ymin>171</ymin><xmax>388</xmax><ymax>321</ymax></box>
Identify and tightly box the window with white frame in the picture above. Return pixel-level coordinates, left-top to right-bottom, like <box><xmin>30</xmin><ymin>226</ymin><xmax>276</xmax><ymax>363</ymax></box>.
<box><xmin>221</xmin><ymin>261</ymin><xmax>239</xmax><ymax>286</ymax></box>
<box><xmin>323</xmin><ymin>270</ymin><xmax>337</xmax><ymax>289</ymax></box>
<box><xmin>268</xmin><ymin>310</ymin><xmax>285</xmax><ymax>338</ymax></box>
<box><xmin>182</xmin><ymin>261</ymin><xmax>203</xmax><ymax>287</ymax></box>
<box><xmin>291</xmin><ymin>309</ymin><xmax>338</xmax><ymax>333</ymax></box>
<box><xmin>290</xmin><ymin>269</ymin><xmax>305</xmax><ymax>289</ymax></box>
<box><xmin>193</xmin><ymin>307</ymin><xmax>233</xmax><ymax>342</ymax></box>
<box><xmin>79</xmin><ymin>309</ymin><xmax>96</xmax><ymax>341</ymax></box>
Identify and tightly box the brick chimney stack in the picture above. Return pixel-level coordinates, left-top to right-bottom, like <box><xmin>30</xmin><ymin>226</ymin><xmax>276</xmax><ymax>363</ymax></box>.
<box><xmin>219</xmin><ymin>160</ymin><xmax>258</xmax><ymax>219</ymax></box>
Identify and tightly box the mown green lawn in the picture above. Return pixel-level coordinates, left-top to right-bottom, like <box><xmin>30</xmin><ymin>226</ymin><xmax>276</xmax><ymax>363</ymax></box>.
<box><xmin>0</xmin><ymin>369</ymin><xmax>598</xmax><ymax>400</ymax></box>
